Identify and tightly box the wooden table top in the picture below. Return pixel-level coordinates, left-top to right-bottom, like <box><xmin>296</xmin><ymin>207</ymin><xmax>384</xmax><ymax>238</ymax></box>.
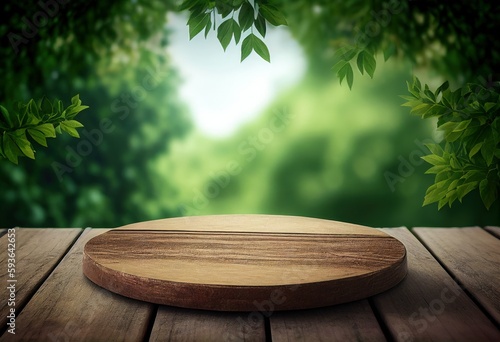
<box><xmin>1</xmin><ymin>225</ymin><xmax>499</xmax><ymax>341</ymax></box>
<box><xmin>83</xmin><ymin>215</ymin><xmax>407</xmax><ymax>311</ymax></box>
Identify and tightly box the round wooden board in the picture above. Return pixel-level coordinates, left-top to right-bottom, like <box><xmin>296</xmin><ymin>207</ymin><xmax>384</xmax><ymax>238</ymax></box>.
<box><xmin>83</xmin><ymin>214</ymin><xmax>407</xmax><ymax>311</ymax></box>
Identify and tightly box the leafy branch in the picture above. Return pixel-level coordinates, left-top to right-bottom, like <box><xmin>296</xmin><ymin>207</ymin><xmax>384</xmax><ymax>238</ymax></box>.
<box><xmin>0</xmin><ymin>95</ymin><xmax>88</xmax><ymax>164</ymax></box>
<box><xmin>180</xmin><ymin>0</ymin><xmax>287</xmax><ymax>62</ymax></box>
<box><xmin>402</xmin><ymin>76</ymin><xmax>499</xmax><ymax>209</ymax></box>
<box><xmin>331</xmin><ymin>46</ymin><xmax>380</xmax><ymax>90</ymax></box>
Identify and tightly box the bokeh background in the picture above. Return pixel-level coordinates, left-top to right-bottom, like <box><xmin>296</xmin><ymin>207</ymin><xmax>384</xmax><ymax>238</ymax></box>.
<box><xmin>1</xmin><ymin>0</ymin><xmax>498</xmax><ymax>228</ymax></box>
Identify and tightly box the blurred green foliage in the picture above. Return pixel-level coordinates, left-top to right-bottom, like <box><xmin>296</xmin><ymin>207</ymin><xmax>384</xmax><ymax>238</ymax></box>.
<box><xmin>181</xmin><ymin>0</ymin><xmax>500</xmax><ymax>209</ymax></box>
<box><xmin>160</xmin><ymin>60</ymin><xmax>498</xmax><ymax>227</ymax></box>
<box><xmin>0</xmin><ymin>0</ymin><xmax>498</xmax><ymax>227</ymax></box>
<box><xmin>1</xmin><ymin>0</ymin><xmax>191</xmax><ymax>227</ymax></box>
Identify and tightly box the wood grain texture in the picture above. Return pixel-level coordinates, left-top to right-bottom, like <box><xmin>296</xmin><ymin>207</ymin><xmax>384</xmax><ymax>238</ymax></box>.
<box><xmin>484</xmin><ymin>226</ymin><xmax>500</xmax><ymax>239</ymax></box>
<box><xmin>372</xmin><ymin>228</ymin><xmax>500</xmax><ymax>341</ymax></box>
<box><xmin>0</xmin><ymin>228</ymin><xmax>81</xmax><ymax>330</ymax></box>
<box><xmin>150</xmin><ymin>306</ymin><xmax>265</xmax><ymax>342</ymax></box>
<box><xmin>118</xmin><ymin>214</ymin><xmax>389</xmax><ymax>236</ymax></box>
<box><xmin>83</xmin><ymin>215</ymin><xmax>407</xmax><ymax>311</ymax></box>
<box><xmin>0</xmin><ymin>229</ymin><xmax>154</xmax><ymax>342</ymax></box>
<box><xmin>270</xmin><ymin>300</ymin><xmax>386</xmax><ymax>342</ymax></box>
<box><xmin>413</xmin><ymin>227</ymin><xmax>500</xmax><ymax>324</ymax></box>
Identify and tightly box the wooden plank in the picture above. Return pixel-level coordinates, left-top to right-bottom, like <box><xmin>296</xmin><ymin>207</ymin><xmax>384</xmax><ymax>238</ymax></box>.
<box><xmin>83</xmin><ymin>215</ymin><xmax>406</xmax><ymax>311</ymax></box>
<box><xmin>0</xmin><ymin>229</ymin><xmax>154</xmax><ymax>341</ymax></box>
<box><xmin>0</xmin><ymin>228</ymin><xmax>82</xmax><ymax>329</ymax></box>
<box><xmin>372</xmin><ymin>228</ymin><xmax>499</xmax><ymax>341</ymax></box>
<box><xmin>413</xmin><ymin>227</ymin><xmax>500</xmax><ymax>324</ymax></box>
<box><xmin>270</xmin><ymin>300</ymin><xmax>386</xmax><ymax>341</ymax></box>
<box><xmin>150</xmin><ymin>306</ymin><xmax>265</xmax><ymax>342</ymax></box>
<box><xmin>484</xmin><ymin>226</ymin><xmax>500</xmax><ymax>239</ymax></box>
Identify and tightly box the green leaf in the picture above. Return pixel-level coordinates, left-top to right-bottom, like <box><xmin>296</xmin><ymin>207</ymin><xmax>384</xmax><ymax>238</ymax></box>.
<box><xmin>435</xmin><ymin>81</ymin><xmax>449</xmax><ymax>96</ymax></box>
<box><xmin>38</xmin><ymin>123</ymin><xmax>56</xmax><ymax>137</ymax></box>
<box><xmin>241</xmin><ymin>34</ymin><xmax>253</xmax><ymax>62</ymax></box>
<box><xmin>259</xmin><ymin>4</ymin><xmax>287</xmax><ymax>26</ymax></box>
<box><xmin>356</xmin><ymin>50</ymin><xmax>376</xmax><ymax>78</ymax></box>
<box><xmin>425</xmin><ymin>164</ymin><xmax>448</xmax><ymax>174</ymax></box>
<box><xmin>60</xmin><ymin>120</ymin><xmax>84</xmax><ymax>138</ymax></box>
<box><xmin>178</xmin><ymin>0</ymin><xmax>199</xmax><ymax>11</ymax></box>
<box><xmin>217</xmin><ymin>19</ymin><xmax>240</xmax><ymax>50</ymax></box>
<box><xmin>438</xmin><ymin>197</ymin><xmax>448</xmax><ymax>210</ymax></box>
<box><xmin>3</xmin><ymin>133</ymin><xmax>21</xmax><ymax>164</ymax></box>
<box><xmin>332</xmin><ymin>60</ymin><xmax>347</xmax><ymax>74</ymax></box>
<box><xmin>216</xmin><ymin>2</ymin><xmax>233</xmax><ymax>18</ymax></box>
<box><xmin>383</xmin><ymin>42</ymin><xmax>396</xmax><ymax>61</ymax></box>
<box><xmin>484</xmin><ymin>102</ymin><xmax>496</xmax><ymax>112</ymax></box>
<box><xmin>71</xmin><ymin>94</ymin><xmax>82</xmax><ymax>106</ymax></box>
<box><xmin>446</xmin><ymin>189</ymin><xmax>458</xmax><ymax>207</ymax></box>
<box><xmin>438</xmin><ymin>121</ymin><xmax>457</xmax><ymax>134</ymax></box>
<box><xmin>27</xmin><ymin>123</ymin><xmax>56</xmax><ymax>147</ymax></box>
<box><xmin>233</xmin><ymin>21</ymin><xmax>242</xmax><ymax>44</ymax></box>
<box><xmin>334</xmin><ymin>46</ymin><xmax>357</xmax><ymax>62</ymax></box>
<box><xmin>346</xmin><ymin>63</ymin><xmax>354</xmax><ymax>90</ymax></box>
<box><xmin>406</xmin><ymin>80</ymin><xmax>420</xmax><ymax>97</ymax></box>
<box><xmin>424</xmin><ymin>143</ymin><xmax>443</xmax><ymax>156</ymax></box>
<box><xmin>39</xmin><ymin>97</ymin><xmax>52</xmax><ymax>116</ymax></box>
<box><xmin>435</xmin><ymin>169</ymin><xmax>450</xmax><ymax>182</ymax></box>
<box><xmin>462</xmin><ymin>170</ymin><xmax>483</xmax><ymax>182</ymax></box>
<box><xmin>62</xmin><ymin>120</ymin><xmax>84</xmax><ymax>128</ymax></box>
<box><xmin>410</xmin><ymin>103</ymin><xmax>431</xmax><ymax>117</ymax></box>
<box><xmin>204</xmin><ymin>15</ymin><xmax>212</xmax><ymax>38</ymax></box>
<box><xmin>338</xmin><ymin>63</ymin><xmax>353</xmax><ymax>90</ymax></box>
<box><xmin>28</xmin><ymin>128</ymin><xmax>48</xmax><ymax>147</ymax></box>
<box><xmin>0</xmin><ymin>105</ymin><xmax>14</xmax><ymax>128</ymax></box>
<box><xmin>15</xmin><ymin>132</ymin><xmax>34</xmax><ymax>159</ymax></box>
<box><xmin>481</xmin><ymin>130</ymin><xmax>496</xmax><ymax>166</ymax></box>
<box><xmin>481</xmin><ymin>140</ymin><xmax>495</xmax><ymax>166</ymax></box>
<box><xmin>469</xmin><ymin>142</ymin><xmax>483</xmax><ymax>159</ymax></box>
<box><xmin>412</xmin><ymin>76</ymin><xmax>422</xmax><ymax>92</ymax></box>
<box><xmin>421</xmin><ymin>154</ymin><xmax>446</xmax><ymax>166</ymax></box>
<box><xmin>3</xmin><ymin>130</ymin><xmax>34</xmax><ymax>161</ymax></box>
<box><xmin>424</xmin><ymin>85</ymin><xmax>436</xmax><ymax>102</ymax></box>
<box><xmin>448</xmin><ymin>179</ymin><xmax>459</xmax><ymax>191</ymax></box>
<box><xmin>445</xmin><ymin>131</ymin><xmax>462</xmax><ymax>143</ymax></box>
<box><xmin>240</xmin><ymin>33</ymin><xmax>270</xmax><ymax>62</ymax></box>
<box><xmin>479</xmin><ymin>179</ymin><xmax>497</xmax><ymax>210</ymax></box>
<box><xmin>456</xmin><ymin>182</ymin><xmax>478</xmax><ymax>201</ymax></box>
<box><xmin>238</xmin><ymin>2</ymin><xmax>254</xmax><ymax>31</ymax></box>
<box><xmin>28</xmin><ymin>99</ymin><xmax>39</xmax><ymax>120</ymax></box>
<box><xmin>232</xmin><ymin>0</ymin><xmax>244</xmax><ymax>7</ymax></box>
<box><xmin>252</xmin><ymin>34</ymin><xmax>270</xmax><ymax>62</ymax></box>
<box><xmin>452</xmin><ymin>119</ymin><xmax>471</xmax><ymax>132</ymax></box>
<box><xmin>188</xmin><ymin>11</ymin><xmax>211</xmax><ymax>40</ymax></box>
<box><xmin>254</xmin><ymin>13</ymin><xmax>266</xmax><ymax>37</ymax></box>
